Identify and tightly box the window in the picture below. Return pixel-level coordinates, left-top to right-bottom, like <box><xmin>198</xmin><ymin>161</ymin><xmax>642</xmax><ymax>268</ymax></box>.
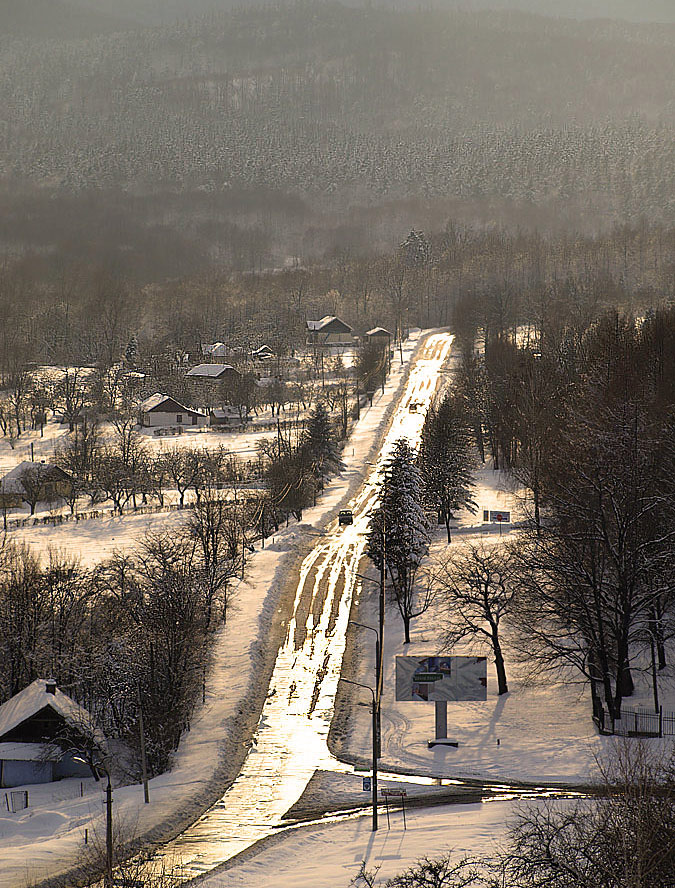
<box><xmin>176</xmin><ymin>414</ymin><xmax>183</xmax><ymax>424</ymax></box>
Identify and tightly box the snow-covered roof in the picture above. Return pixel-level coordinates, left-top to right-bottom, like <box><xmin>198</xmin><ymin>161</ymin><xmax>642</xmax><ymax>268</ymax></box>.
<box><xmin>141</xmin><ymin>393</ymin><xmax>207</xmax><ymax>417</ymax></box>
<box><xmin>0</xmin><ymin>461</ymin><xmax>70</xmax><ymax>495</ymax></box>
<box><xmin>306</xmin><ymin>316</ymin><xmax>353</xmax><ymax>334</ymax></box>
<box><xmin>141</xmin><ymin>392</ymin><xmax>171</xmax><ymax>412</ymax></box>
<box><xmin>0</xmin><ymin>742</ymin><xmax>61</xmax><ymax>762</ymax></box>
<box><xmin>365</xmin><ymin>326</ymin><xmax>392</xmax><ymax>337</ymax></box>
<box><xmin>211</xmin><ymin>406</ymin><xmax>247</xmax><ymax>418</ymax></box>
<box><xmin>201</xmin><ymin>342</ymin><xmax>228</xmax><ymax>357</ymax></box>
<box><xmin>0</xmin><ymin>679</ymin><xmax>104</xmax><ymax>746</ymax></box>
<box><xmin>186</xmin><ymin>363</ymin><xmax>238</xmax><ymax>379</ymax></box>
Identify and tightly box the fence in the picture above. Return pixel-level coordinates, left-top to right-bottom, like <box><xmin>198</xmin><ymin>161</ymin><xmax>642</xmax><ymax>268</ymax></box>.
<box><xmin>2</xmin><ymin>485</ymin><xmax>266</xmax><ymax>532</ymax></box>
<box><xmin>594</xmin><ymin>702</ymin><xmax>675</xmax><ymax>737</ymax></box>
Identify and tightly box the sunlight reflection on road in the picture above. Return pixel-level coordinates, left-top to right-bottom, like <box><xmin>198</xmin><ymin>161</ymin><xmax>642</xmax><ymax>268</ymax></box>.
<box><xmin>135</xmin><ymin>333</ymin><xmax>454</xmax><ymax>881</ymax></box>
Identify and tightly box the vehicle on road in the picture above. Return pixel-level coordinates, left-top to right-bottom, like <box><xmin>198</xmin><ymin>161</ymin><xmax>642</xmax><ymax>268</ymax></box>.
<box><xmin>338</xmin><ymin>509</ymin><xmax>354</xmax><ymax>525</ymax></box>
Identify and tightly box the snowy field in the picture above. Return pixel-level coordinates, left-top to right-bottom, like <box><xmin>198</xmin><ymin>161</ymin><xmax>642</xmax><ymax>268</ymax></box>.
<box><xmin>0</xmin><ymin>333</ymin><xmax>424</xmax><ymax>888</ymax></box>
<box><xmin>201</xmin><ymin>798</ymin><xmax>540</xmax><ymax>888</ymax></box>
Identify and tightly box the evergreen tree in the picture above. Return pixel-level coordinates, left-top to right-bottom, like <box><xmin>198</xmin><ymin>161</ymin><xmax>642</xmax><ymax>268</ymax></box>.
<box><xmin>367</xmin><ymin>438</ymin><xmax>431</xmax><ymax>643</ymax></box>
<box><xmin>417</xmin><ymin>394</ymin><xmax>477</xmax><ymax>543</ymax></box>
<box><xmin>302</xmin><ymin>401</ymin><xmax>343</xmax><ymax>490</ymax></box>
<box><xmin>125</xmin><ymin>334</ymin><xmax>138</xmax><ymax>367</ymax></box>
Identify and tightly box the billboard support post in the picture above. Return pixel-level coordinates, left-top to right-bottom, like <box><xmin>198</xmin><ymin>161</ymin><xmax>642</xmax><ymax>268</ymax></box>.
<box><xmin>435</xmin><ymin>700</ymin><xmax>447</xmax><ymax>739</ymax></box>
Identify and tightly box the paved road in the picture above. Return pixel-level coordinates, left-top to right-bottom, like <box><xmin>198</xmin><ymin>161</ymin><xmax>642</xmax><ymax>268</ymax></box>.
<box><xmin>136</xmin><ymin>333</ymin><xmax>455</xmax><ymax>882</ymax></box>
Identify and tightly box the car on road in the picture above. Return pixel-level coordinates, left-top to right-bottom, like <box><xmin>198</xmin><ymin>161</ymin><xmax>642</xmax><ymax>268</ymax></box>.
<box><xmin>338</xmin><ymin>509</ymin><xmax>354</xmax><ymax>525</ymax></box>
<box><xmin>408</xmin><ymin>401</ymin><xmax>419</xmax><ymax>412</ymax></box>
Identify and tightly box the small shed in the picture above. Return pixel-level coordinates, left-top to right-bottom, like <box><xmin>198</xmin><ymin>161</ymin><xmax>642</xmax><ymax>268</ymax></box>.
<box><xmin>364</xmin><ymin>326</ymin><xmax>393</xmax><ymax>341</ymax></box>
<box><xmin>307</xmin><ymin>316</ymin><xmax>353</xmax><ymax>346</ymax></box>
<box><xmin>0</xmin><ymin>462</ymin><xmax>73</xmax><ymax>510</ymax></box>
<box><xmin>201</xmin><ymin>342</ymin><xmax>230</xmax><ymax>360</ymax></box>
<box><xmin>251</xmin><ymin>345</ymin><xmax>274</xmax><ymax>362</ymax></box>
<box><xmin>140</xmin><ymin>393</ymin><xmax>208</xmax><ymax>429</ymax></box>
<box><xmin>0</xmin><ymin>680</ymin><xmax>105</xmax><ymax>787</ymax></box>
<box><xmin>209</xmin><ymin>406</ymin><xmax>249</xmax><ymax>428</ymax></box>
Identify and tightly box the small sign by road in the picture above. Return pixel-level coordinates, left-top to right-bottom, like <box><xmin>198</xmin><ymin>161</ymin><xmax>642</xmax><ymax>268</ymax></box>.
<box><xmin>362</xmin><ymin>777</ymin><xmax>372</xmax><ymax>792</ymax></box>
<box><xmin>381</xmin><ymin>788</ymin><xmax>407</xmax><ymax>797</ymax></box>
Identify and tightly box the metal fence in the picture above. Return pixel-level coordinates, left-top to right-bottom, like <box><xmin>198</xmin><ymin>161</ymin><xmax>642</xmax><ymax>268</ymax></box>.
<box><xmin>594</xmin><ymin>703</ymin><xmax>675</xmax><ymax>737</ymax></box>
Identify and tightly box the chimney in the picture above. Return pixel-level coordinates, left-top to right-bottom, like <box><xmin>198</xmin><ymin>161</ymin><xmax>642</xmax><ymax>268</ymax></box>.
<box><xmin>45</xmin><ymin>679</ymin><xmax>57</xmax><ymax>695</ymax></box>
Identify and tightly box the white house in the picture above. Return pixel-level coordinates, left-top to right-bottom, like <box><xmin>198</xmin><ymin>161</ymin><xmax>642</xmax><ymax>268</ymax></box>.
<box><xmin>140</xmin><ymin>393</ymin><xmax>208</xmax><ymax>429</ymax></box>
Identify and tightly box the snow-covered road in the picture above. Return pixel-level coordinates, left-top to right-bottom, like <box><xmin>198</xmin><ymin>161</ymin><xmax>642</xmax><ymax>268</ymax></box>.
<box><xmin>136</xmin><ymin>333</ymin><xmax>455</xmax><ymax>882</ymax></box>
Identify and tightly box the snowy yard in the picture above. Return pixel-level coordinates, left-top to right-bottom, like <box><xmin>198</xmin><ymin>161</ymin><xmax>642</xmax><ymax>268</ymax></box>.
<box><xmin>339</xmin><ymin>461</ymin><xmax>675</xmax><ymax>785</ymax></box>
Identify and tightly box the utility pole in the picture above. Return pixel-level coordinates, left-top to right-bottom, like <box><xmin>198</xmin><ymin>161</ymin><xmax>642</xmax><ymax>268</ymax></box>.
<box><xmin>137</xmin><ymin>683</ymin><xmax>149</xmax><ymax>804</ymax></box>
<box><xmin>104</xmin><ymin>770</ymin><xmax>113</xmax><ymax>888</ymax></box>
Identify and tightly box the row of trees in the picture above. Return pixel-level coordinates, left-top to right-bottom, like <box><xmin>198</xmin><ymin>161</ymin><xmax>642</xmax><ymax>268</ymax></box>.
<box><xmin>416</xmin><ymin>308</ymin><xmax>672</xmax><ymax>718</ymax></box>
<box><xmin>362</xmin><ymin>308</ymin><xmax>674</xmax><ymax>719</ymax></box>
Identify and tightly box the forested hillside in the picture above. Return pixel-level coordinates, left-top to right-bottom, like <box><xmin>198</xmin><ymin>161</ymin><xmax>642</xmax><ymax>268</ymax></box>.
<box><xmin>0</xmin><ymin>2</ymin><xmax>673</xmax><ymax>273</ymax></box>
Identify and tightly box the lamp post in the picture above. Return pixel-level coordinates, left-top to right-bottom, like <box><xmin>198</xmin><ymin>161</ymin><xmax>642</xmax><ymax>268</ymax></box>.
<box><xmin>352</xmin><ymin>560</ymin><xmax>385</xmax><ymax>706</ymax></box>
<box><xmin>349</xmin><ymin>620</ymin><xmax>381</xmax><ymax>756</ymax></box>
<box><xmin>104</xmin><ymin>767</ymin><xmax>113</xmax><ymax>888</ymax></box>
<box><xmin>340</xmin><ymin>677</ymin><xmax>378</xmax><ymax>831</ymax></box>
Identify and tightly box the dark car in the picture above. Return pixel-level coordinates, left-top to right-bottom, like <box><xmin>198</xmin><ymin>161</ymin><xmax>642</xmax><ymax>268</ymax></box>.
<box><xmin>338</xmin><ymin>509</ymin><xmax>354</xmax><ymax>526</ymax></box>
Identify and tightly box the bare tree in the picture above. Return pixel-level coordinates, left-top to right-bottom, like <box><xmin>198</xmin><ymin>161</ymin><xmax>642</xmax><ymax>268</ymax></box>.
<box><xmin>433</xmin><ymin>543</ymin><xmax>515</xmax><ymax>695</ymax></box>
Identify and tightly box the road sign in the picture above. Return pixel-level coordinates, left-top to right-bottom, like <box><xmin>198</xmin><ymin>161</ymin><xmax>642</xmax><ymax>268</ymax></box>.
<box><xmin>396</xmin><ymin>656</ymin><xmax>487</xmax><ymax>702</ymax></box>
<box><xmin>362</xmin><ymin>777</ymin><xmax>372</xmax><ymax>792</ymax></box>
<box><xmin>382</xmin><ymin>788</ymin><xmax>407</xmax><ymax>797</ymax></box>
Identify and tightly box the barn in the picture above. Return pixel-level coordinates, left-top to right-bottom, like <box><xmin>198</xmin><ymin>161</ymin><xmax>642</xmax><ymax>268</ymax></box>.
<box><xmin>0</xmin><ymin>462</ymin><xmax>73</xmax><ymax>510</ymax></box>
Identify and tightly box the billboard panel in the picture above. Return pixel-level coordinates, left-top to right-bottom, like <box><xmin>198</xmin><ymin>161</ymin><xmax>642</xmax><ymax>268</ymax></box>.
<box><xmin>395</xmin><ymin>656</ymin><xmax>487</xmax><ymax>702</ymax></box>
<box><xmin>483</xmin><ymin>510</ymin><xmax>511</xmax><ymax>523</ymax></box>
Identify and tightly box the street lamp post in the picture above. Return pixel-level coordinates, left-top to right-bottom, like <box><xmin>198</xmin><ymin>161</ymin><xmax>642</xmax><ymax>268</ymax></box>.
<box><xmin>352</xmin><ymin>559</ymin><xmax>385</xmax><ymax>708</ymax></box>
<box><xmin>339</xmin><ymin>677</ymin><xmax>378</xmax><ymax>831</ymax></box>
<box><xmin>349</xmin><ymin>620</ymin><xmax>381</xmax><ymax>756</ymax></box>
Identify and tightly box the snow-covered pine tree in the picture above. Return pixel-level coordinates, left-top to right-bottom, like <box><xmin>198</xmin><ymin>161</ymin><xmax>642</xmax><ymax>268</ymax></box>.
<box><xmin>367</xmin><ymin>437</ymin><xmax>431</xmax><ymax>643</ymax></box>
<box><xmin>125</xmin><ymin>334</ymin><xmax>138</xmax><ymax>367</ymax></box>
<box><xmin>417</xmin><ymin>393</ymin><xmax>477</xmax><ymax>543</ymax></box>
<box><xmin>302</xmin><ymin>400</ymin><xmax>343</xmax><ymax>490</ymax></box>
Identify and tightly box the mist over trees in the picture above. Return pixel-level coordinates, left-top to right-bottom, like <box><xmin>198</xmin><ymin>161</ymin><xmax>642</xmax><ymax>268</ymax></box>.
<box><xmin>0</xmin><ymin>2</ymin><xmax>673</xmax><ymax>276</ymax></box>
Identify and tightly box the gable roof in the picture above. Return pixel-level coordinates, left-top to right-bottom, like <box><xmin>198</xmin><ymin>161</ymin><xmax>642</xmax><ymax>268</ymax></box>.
<box><xmin>186</xmin><ymin>363</ymin><xmax>239</xmax><ymax>380</ymax></box>
<box><xmin>140</xmin><ymin>393</ymin><xmax>206</xmax><ymax>416</ymax></box>
<box><xmin>306</xmin><ymin>316</ymin><xmax>353</xmax><ymax>334</ymax></box>
<box><xmin>0</xmin><ymin>461</ymin><xmax>71</xmax><ymax>495</ymax></box>
<box><xmin>0</xmin><ymin>679</ymin><xmax>104</xmax><ymax>747</ymax></box>
<box><xmin>365</xmin><ymin>326</ymin><xmax>392</xmax><ymax>337</ymax></box>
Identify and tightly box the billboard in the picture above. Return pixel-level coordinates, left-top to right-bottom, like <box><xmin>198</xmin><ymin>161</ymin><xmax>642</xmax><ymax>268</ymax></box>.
<box><xmin>483</xmin><ymin>510</ymin><xmax>511</xmax><ymax>524</ymax></box>
<box><xmin>395</xmin><ymin>656</ymin><xmax>487</xmax><ymax>702</ymax></box>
